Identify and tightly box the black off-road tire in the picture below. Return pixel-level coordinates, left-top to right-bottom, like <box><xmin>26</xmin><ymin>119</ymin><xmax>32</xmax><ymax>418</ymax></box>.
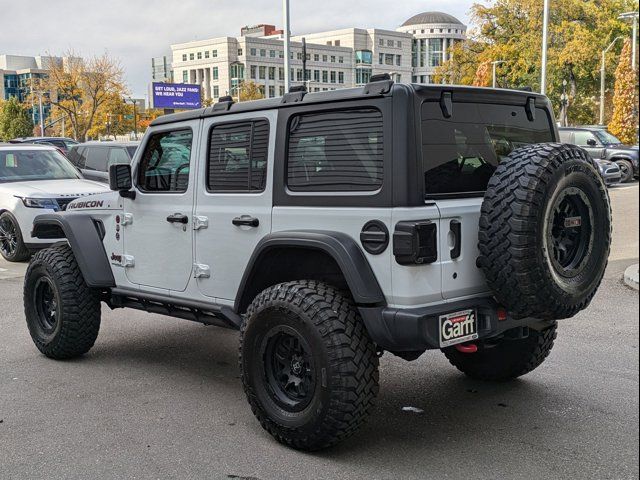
<box><xmin>24</xmin><ymin>244</ymin><xmax>101</xmax><ymax>359</ymax></box>
<box><xmin>615</xmin><ymin>159</ymin><xmax>634</xmax><ymax>183</ymax></box>
<box><xmin>478</xmin><ymin>143</ymin><xmax>611</xmax><ymax>320</ymax></box>
<box><xmin>239</xmin><ymin>281</ymin><xmax>379</xmax><ymax>451</ymax></box>
<box><xmin>0</xmin><ymin>211</ymin><xmax>30</xmax><ymax>262</ymax></box>
<box><xmin>443</xmin><ymin>323</ymin><xmax>557</xmax><ymax>381</ymax></box>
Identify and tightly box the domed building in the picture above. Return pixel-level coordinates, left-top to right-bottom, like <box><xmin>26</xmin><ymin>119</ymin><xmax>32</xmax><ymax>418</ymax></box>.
<box><xmin>396</xmin><ymin>11</ymin><xmax>467</xmax><ymax>84</ymax></box>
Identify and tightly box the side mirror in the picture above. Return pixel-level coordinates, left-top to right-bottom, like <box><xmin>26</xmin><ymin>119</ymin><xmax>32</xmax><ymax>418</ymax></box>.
<box><xmin>109</xmin><ymin>164</ymin><xmax>135</xmax><ymax>199</ymax></box>
<box><xmin>587</xmin><ymin>138</ymin><xmax>597</xmax><ymax>147</ymax></box>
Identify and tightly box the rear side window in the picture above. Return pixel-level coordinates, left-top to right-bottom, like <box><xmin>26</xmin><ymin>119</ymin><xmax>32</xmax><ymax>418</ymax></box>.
<box><xmin>108</xmin><ymin>147</ymin><xmax>131</xmax><ymax>166</ymax></box>
<box><xmin>422</xmin><ymin>102</ymin><xmax>554</xmax><ymax>196</ymax></box>
<box><xmin>286</xmin><ymin>108</ymin><xmax>383</xmax><ymax>192</ymax></box>
<box><xmin>558</xmin><ymin>130</ymin><xmax>573</xmax><ymax>144</ymax></box>
<box><xmin>84</xmin><ymin>147</ymin><xmax>109</xmax><ymax>171</ymax></box>
<box><xmin>207</xmin><ymin>120</ymin><xmax>269</xmax><ymax>192</ymax></box>
<box><xmin>137</xmin><ymin>129</ymin><xmax>193</xmax><ymax>192</ymax></box>
<box><xmin>66</xmin><ymin>147</ymin><xmax>85</xmax><ymax>168</ymax></box>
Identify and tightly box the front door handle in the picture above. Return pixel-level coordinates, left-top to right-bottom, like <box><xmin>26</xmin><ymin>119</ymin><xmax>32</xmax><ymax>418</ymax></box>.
<box><xmin>232</xmin><ymin>216</ymin><xmax>259</xmax><ymax>227</ymax></box>
<box><xmin>166</xmin><ymin>213</ymin><xmax>189</xmax><ymax>224</ymax></box>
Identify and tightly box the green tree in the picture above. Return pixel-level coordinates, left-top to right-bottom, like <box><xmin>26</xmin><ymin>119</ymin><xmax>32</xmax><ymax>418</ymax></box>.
<box><xmin>436</xmin><ymin>0</ymin><xmax>638</xmax><ymax>125</ymax></box>
<box><xmin>609</xmin><ymin>39</ymin><xmax>638</xmax><ymax>144</ymax></box>
<box><xmin>0</xmin><ymin>97</ymin><xmax>34</xmax><ymax>141</ymax></box>
<box><xmin>43</xmin><ymin>51</ymin><xmax>128</xmax><ymax>141</ymax></box>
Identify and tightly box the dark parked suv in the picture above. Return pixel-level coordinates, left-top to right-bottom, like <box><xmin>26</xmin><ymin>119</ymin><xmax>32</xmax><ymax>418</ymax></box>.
<box><xmin>66</xmin><ymin>141</ymin><xmax>139</xmax><ymax>182</ymax></box>
<box><xmin>559</xmin><ymin>127</ymin><xmax>639</xmax><ymax>183</ymax></box>
<box><xmin>9</xmin><ymin>137</ymin><xmax>79</xmax><ymax>155</ymax></box>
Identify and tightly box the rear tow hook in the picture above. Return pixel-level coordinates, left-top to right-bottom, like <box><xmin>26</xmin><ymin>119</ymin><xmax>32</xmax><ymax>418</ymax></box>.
<box><xmin>454</xmin><ymin>343</ymin><xmax>478</xmax><ymax>354</ymax></box>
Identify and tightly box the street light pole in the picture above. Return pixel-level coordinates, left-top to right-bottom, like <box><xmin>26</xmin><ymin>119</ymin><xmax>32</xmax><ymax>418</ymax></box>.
<box><xmin>491</xmin><ymin>60</ymin><xmax>505</xmax><ymax>88</ymax></box>
<box><xmin>619</xmin><ymin>12</ymin><xmax>639</xmax><ymax>70</ymax></box>
<box><xmin>600</xmin><ymin>36</ymin><xmax>625</xmax><ymax>125</ymax></box>
<box><xmin>540</xmin><ymin>0</ymin><xmax>550</xmax><ymax>94</ymax></box>
<box><xmin>283</xmin><ymin>0</ymin><xmax>291</xmax><ymax>93</ymax></box>
<box><xmin>37</xmin><ymin>92</ymin><xmax>44</xmax><ymax>137</ymax></box>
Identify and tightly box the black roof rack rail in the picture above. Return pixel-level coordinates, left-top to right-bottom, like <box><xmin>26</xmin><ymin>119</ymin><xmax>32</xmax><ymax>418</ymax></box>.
<box><xmin>213</xmin><ymin>95</ymin><xmax>235</xmax><ymax>111</ymax></box>
<box><xmin>364</xmin><ymin>73</ymin><xmax>394</xmax><ymax>95</ymax></box>
<box><xmin>282</xmin><ymin>84</ymin><xmax>307</xmax><ymax>104</ymax></box>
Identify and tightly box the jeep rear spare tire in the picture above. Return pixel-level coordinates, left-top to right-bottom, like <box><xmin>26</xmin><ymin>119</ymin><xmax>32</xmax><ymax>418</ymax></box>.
<box><xmin>478</xmin><ymin>143</ymin><xmax>611</xmax><ymax>320</ymax></box>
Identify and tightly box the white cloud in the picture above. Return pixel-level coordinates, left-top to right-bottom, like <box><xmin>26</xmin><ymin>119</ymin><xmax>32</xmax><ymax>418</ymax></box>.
<box><xmin>1</xmin><ymin>0</ymin><xmax>473</xmax><ymax>97</ymax></box>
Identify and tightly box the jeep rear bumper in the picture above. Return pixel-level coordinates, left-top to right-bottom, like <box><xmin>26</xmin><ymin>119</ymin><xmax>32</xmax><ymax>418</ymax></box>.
<box><xmin>358</xmin><ymin>298</ymin><xmax>553</xmax><ymax>353</ymax></box>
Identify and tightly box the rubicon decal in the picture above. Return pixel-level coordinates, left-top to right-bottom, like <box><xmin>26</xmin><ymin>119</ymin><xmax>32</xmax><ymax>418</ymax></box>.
<box><xmin>67</xmin><ymin>200</ymin><xmax>104</xmax><ymax>210</ymax></box>
<box><xmin>439</xmin><ymin>309</ymin><xmax>478</xmax><ymax>348</ymax></box>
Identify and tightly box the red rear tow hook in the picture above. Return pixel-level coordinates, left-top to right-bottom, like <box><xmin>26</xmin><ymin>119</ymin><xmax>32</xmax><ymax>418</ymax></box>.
<box><xmin>455</xmin><ymin>343</ymin><xmax>478</xmax><ymax>354</ymax></box>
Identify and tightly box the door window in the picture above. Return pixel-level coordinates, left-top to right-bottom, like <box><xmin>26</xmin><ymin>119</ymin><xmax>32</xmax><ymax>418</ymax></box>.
<box><xmin>84</xmin><ymin>147</ymin><xmax>109</xmax><ymax>171</ymax></box>
<box><xmin>207</xmin><ymin>120</ymin><xmax>269</xmax><ymax>192</ymax></box>
<box><xmin>572</xmin><ymin>130</ymin><xmax>598</xmax><ymax>146</ymax></box>
<box><xmin>108</xmin><ymin>147</ymin><xmax>131</xmax><ymax>166</ymax></box>
<box><xmin>137</xmin><ymin>129</ymin><xmax>193</xmax><ymax>192</ymax></box>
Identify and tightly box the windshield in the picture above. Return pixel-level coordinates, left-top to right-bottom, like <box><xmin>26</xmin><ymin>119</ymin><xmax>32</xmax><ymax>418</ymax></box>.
<box><xmin>0</xmin><ymin>149</ymin><xmax>81</xmax><ymax>183</ymax></box>
<box><xmin>422</xmin><ymin>102</ymin><xmax>554</xmax><ymax>196</ymax></box>
<box><xmin>594</xmin><ymin>130</ymin><xmax>621</xmax><ymax>145</ymax></box>
<box><xmin>126</xmin><ymin>146</ymin><xmax>138</xmax><ymax>158</ymax></box>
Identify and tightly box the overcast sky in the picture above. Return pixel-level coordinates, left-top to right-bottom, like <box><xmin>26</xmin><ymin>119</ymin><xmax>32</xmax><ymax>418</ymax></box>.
<box><xmin>1</xmin><ymin>0</ymin><xmax>474</xmax><ymax>98</ymax></box>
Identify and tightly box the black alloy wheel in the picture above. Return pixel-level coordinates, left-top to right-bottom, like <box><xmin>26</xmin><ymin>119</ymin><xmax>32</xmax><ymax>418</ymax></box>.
<box><xmin>262</xmin><ymin>326</ymin><xmax>315</xmax><ymax>411</ymax></box>
<box><xmin>0</xmin><ymin>215</ymin><xmax>18</xmax><ymax>258</ymax></box>
<box><xmin>547</xmin><ymin>186</ymin><xmax>594</xmax><ymax>278</ymax></box>
<box><xmin>33</xmin><ymin>277</ymin><xmax>59</xmax><ymax>335</ymax></box>
<box><xmin>0</xmin><ymin>212</ymin><xmax>30</xmax><ymax>262</ymax></box>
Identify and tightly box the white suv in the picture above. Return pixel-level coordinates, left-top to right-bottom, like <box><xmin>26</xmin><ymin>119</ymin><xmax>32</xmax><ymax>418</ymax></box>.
<box><xmin>23</xmin><ymin>79</ymin><xmax>611</xmax><ymax>450</ymax></box>
<box><xmin>0</xmin><ymin>144</ymin><xmax>108</xmax><ymax>262</ymax></box>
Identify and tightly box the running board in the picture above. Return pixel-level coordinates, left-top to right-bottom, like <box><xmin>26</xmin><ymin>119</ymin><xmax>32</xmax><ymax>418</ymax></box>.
<box><xmin>108</xmin><ymin>288</ymin><xmax>242</xmax><ymax>330</ymax></box>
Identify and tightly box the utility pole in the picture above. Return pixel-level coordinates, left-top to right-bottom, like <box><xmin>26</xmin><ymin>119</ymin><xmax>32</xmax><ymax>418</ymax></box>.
<box><xmin>619</xmin><ymin>12</ymin><xmax>638</xmax><ymax>70</ymax></box>
<box><xmin>540</xmin><ymin>0</ymin><xmax>550</xmax><ymax>95</ymax></box>
<box><xmin>491</xmin><ymin>60</ymin><xmax>505</xmax><ymax>88</ymax></box>
<box><xmin>600</xmin><ymin>36</ymin><xmax>624</xmax><ymax>125</ymax></box>
<box><xmin>283</xmin><ymin>0</ymin><xmax>291</xmax><ymax>92</ymax></box>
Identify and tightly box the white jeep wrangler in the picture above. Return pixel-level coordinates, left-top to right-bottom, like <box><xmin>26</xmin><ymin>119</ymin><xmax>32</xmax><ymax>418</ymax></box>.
<box><xmin>24</xmin><ymin>77</ymin><xmax>611</xmax><ymax>451</ymax></box>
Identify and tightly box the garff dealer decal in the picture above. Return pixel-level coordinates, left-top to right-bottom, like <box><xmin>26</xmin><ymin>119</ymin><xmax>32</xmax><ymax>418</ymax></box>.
<box><xmin>439</xmin><ymin>309</ymin><xmax>479</xmax><ymax>348</ymax></box>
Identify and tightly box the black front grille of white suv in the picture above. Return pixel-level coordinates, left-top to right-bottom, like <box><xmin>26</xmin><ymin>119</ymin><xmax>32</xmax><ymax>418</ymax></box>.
<box><xmin>56</xmin><ymin>198</ymin><xmax>78</xmax><ymax>211</ymax></box>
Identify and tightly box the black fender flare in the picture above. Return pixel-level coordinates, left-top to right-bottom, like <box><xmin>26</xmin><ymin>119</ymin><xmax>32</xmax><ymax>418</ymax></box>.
<box><xmin>32</xmin><ymin>214</ymin><xmax>115</xmax><ymax>288</ymax></box>
<box><xmin>234</xmin><ymin>230</ymin><xmax>386</xmax><ymax>313</ymax></box>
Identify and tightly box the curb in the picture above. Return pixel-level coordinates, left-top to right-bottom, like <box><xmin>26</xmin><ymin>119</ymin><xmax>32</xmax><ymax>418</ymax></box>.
<box><xmin>623</xmin><ymin>264</ymin><xmax>639</xmax><ymax>290</ymax></box>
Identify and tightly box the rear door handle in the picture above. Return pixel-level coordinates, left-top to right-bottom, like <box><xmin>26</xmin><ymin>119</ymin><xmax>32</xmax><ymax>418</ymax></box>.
<box><xmin>232</xmin><ymin>216</ymin><xmax>259</xmax><ymax>227</ymax></box>
<box><xmin>166</xmin><ymin>213</ymin><xmax>189</xmax><ymax>224</ymax></box>
<box><xmin>450</xmin><ymin>219</ymin><xmax>461</xmax><ymax>260</ymax></box>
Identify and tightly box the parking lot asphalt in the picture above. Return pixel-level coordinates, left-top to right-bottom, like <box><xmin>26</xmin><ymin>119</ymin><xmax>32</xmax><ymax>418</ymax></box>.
<box><xmin>0</xmin><ymin>184</ymin><xmax>638</xmax><ymax>480</ymax></box>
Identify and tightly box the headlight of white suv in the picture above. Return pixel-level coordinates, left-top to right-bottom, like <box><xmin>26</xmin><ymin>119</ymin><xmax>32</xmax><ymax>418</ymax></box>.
<box><xmin>16</xmin><ymin>197</ymin><xmax>59</xmax><ymax>210</ymax></box>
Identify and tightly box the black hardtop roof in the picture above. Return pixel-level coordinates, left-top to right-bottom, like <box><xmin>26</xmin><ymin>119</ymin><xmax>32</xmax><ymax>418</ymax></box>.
<box><xmin>150</xmin><ymin>82</ymin><xmax>549</xmax><ymax>127</ymax></box>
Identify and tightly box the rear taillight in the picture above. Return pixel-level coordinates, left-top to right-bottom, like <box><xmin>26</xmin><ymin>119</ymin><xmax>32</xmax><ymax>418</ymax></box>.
<box><xmin>393</xmin><ymin>220</ymin><xmax>438</xmax><ymax>265</ymax></box>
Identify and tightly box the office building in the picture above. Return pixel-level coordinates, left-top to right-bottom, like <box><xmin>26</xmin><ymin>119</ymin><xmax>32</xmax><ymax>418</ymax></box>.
<box><xmin>167</xmin><ymin>11</ymin><xmax>467</xmax><ymax>101</ymax></box>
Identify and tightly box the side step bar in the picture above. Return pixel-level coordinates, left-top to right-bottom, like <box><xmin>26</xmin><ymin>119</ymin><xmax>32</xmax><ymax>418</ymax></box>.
<box><xmin>108</xmin><ymin>288</ymin><xmax>243</xmax><ymax>330</ymax></box>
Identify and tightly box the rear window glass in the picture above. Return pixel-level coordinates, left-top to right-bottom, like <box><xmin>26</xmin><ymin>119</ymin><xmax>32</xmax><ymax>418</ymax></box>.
<box><xmin>422</xmin><ymin>102</ymin><xmax>554</xmax><ymax>196</ymax></box>
<box><xmin>286</xmin><ymin>108</ymin><xmax>383</xmax><ymax>192</ymax></box>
